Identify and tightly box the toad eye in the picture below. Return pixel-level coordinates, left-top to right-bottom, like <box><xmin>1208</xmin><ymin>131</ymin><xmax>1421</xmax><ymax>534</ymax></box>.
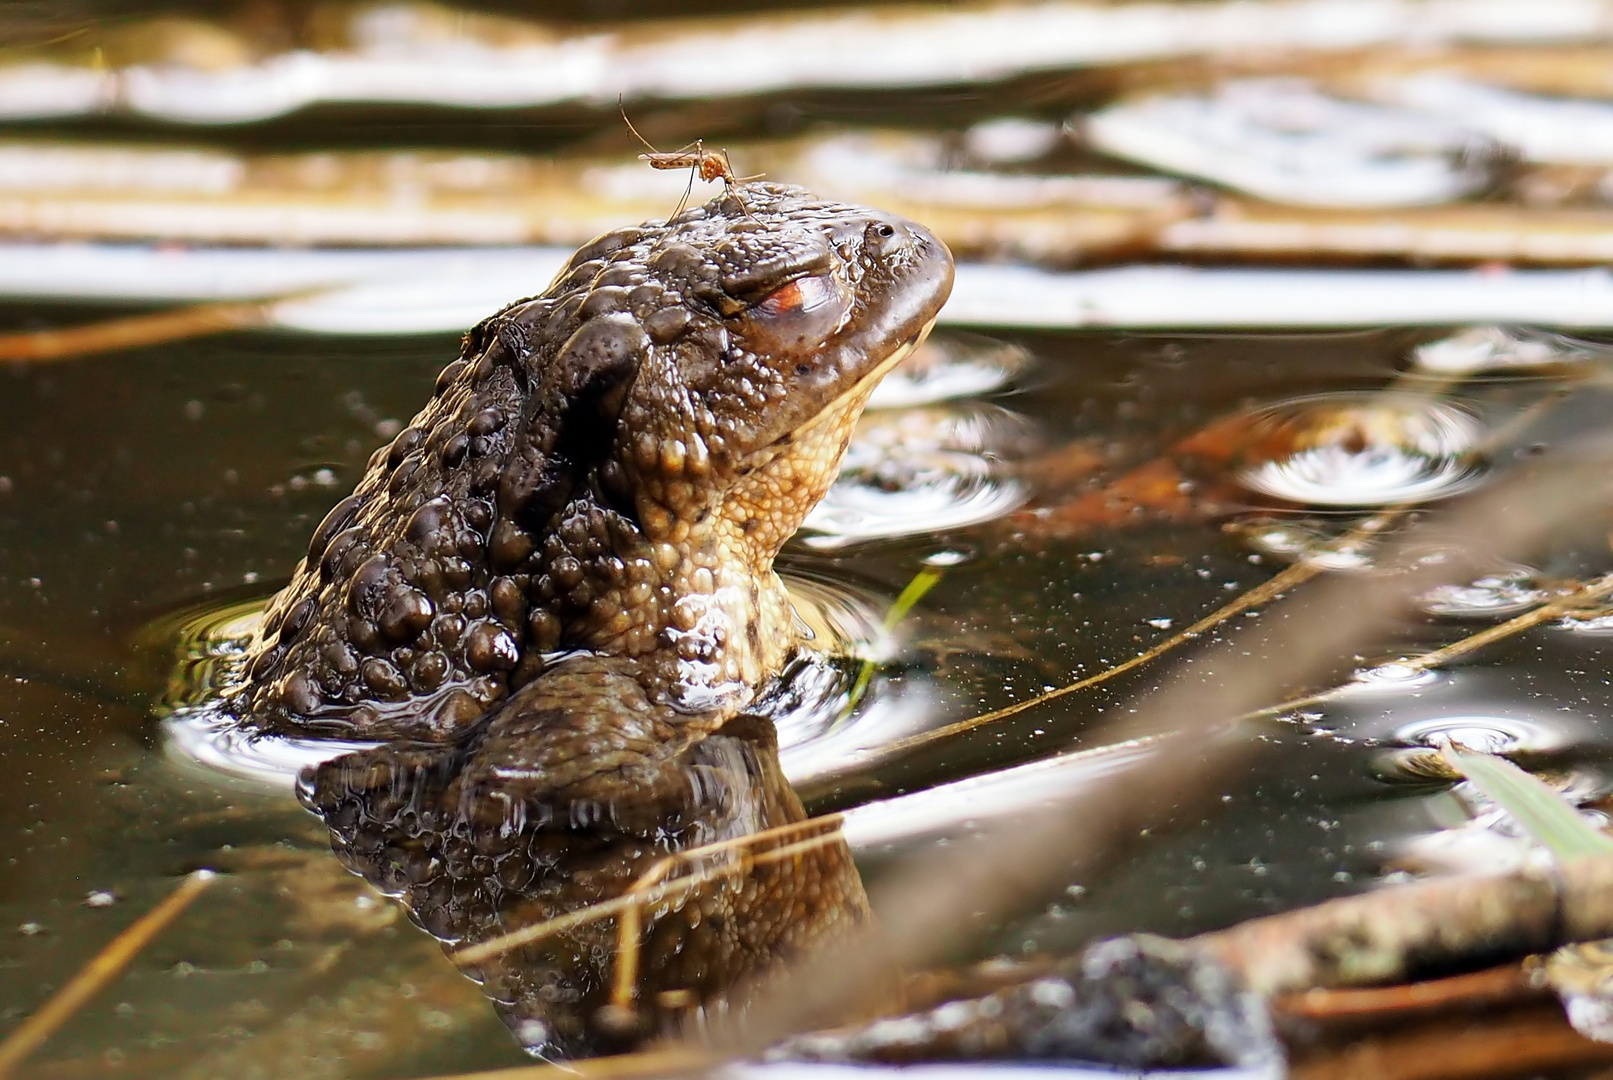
<box><xmin>754</xmin><ymin>274</ymin><xmax>840</xmax><ymax>318</ymax></box>
<box><xmin>740</xmin><ymin>274</ymin><xmax>849</xmax><ymax>355</ymax></box>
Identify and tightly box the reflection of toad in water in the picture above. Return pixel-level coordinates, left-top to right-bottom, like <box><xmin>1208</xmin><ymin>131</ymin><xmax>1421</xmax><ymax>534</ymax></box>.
<box><xmin>304</xmin><ymin>699</ymin><xmax>868</xmax><ymax>1059</ymax></box>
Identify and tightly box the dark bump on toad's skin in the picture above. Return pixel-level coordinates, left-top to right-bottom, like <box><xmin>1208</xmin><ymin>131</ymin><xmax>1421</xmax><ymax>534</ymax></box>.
<box><xmin>234</xmin><ymin>182</ymin><xmax>953</xmax><ymax>750</ymax></box>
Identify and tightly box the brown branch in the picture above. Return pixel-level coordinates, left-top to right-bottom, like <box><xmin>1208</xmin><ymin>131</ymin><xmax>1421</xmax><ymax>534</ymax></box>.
<box><xmin>1289</xmin><ymin>1004</ymin><xmax>1613</xmax><ymax>1080</ymax></box>
<box><xmin>1273</xmin><ymin>963</ymin><xmax>1544</xmax><ymax>1025</ymax></box>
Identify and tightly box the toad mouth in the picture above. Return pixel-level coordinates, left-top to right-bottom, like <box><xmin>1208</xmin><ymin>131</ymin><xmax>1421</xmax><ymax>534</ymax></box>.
<box><xmin>783</xmin><ymin>316</ymin><xmax>939</xmax><ymax>447</ymax></box>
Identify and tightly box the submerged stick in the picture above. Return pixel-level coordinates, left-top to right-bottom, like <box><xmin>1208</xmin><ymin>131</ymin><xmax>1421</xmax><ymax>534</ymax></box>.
<box><xmin>0</xmin><ymin>870</ymin><xmax>215</xmax><ymax>1078</ymax></box>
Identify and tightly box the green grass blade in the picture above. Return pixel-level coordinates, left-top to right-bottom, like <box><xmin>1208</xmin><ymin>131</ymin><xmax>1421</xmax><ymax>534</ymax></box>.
<box><xmin>1441</xmin><ymin>745</ymin><xmax>1613</xmax><ymax>862</ymax></box>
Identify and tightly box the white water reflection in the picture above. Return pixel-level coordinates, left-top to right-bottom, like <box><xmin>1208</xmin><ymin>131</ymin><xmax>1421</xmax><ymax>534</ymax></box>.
<box><xmin>1412</xmin><ymin>325</ymin><xmax>1598</xmax><ymax>374</ymax></box>
<box><xmin>1084</xmin><ymin>78</ymin><xmax>1497</xmax><ymax>208</ymax></box>
<box><xmin>7</xmin><ymin>0</ymin><xmax>1602</xmax><ymax>124</ymax></box>
<box><xmin>1381</xmin><ymin>74</ymin><xmax>1613</xmax><ymax>166</ymax></box>
<box><xmin>17</xmin><ymin>244</ymin><xmax>1613</xmax><ymax>332</ymax></box>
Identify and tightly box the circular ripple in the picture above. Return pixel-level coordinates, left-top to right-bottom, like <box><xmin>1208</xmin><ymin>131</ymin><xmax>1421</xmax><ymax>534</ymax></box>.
<box><xmin>1235</xmin><ymin>395</ymin><xmax>1487</xmax><ymax>507</ymax></box>
<box><xmin>1393</xmin><ymin>715</ymin><xmax>1568</xmax><ymax>755</ymax></box>
<box><xmin>1420</xmin><ymin>563</ymin><xmax>1546</xmax><ymax>618</ymax></box>
<box><xmin>801</xmin><ymin>404</ymin><xmax>1032</xmax><ymax>548</ymax></box>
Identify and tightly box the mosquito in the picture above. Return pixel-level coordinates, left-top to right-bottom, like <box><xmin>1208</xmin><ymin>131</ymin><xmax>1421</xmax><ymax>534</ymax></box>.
<box><xmin>621</xmin><ymin>107</ymin><xmax>763</xmax><ymax>222</ymax></box>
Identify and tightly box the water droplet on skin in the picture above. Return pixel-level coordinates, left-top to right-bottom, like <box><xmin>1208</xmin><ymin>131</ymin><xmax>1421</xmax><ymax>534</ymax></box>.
<box><xmin>1233</xmin><ymin>394</ymin><xmax>1487</xmax><ymax>507</ymax></box>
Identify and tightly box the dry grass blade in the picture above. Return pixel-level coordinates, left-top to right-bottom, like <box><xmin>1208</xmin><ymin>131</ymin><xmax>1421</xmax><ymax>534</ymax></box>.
<box><xmin>0</xmin><ymin>301</ymin><xmax>270</xmax><ymax>362</ymax></box>
<box><xmin>867</xmin><ymin>550</ymin><xmax>1326</xmax><ymax>760</ymax></box>
<box><xmin>396</xmin><ymin>1047</ymin><xmax>715</xmax><ymax>1080</ymax></box>
<box><xmin>831</xmin><ymin>361</ymin><xmax>1546</xmax><ymax>771</ymax></box>
<box><xmin>610</xmin><ymin>857</ymin><xmax>677</xmax><ymax>1010</ymax></box>
<box><xmin>1289</xmin><ymin>1004</ymin><xmax>1613</xmax><ymax>1080</ymax></box>
<box><xmin>0</xmin><ymin>870</ymin><xmax>216</xmax><ymax>1078</ymax></box>
<box><xmin>1237</xmin><ymin>568</ymin><xmax>1613</xmax><ymax>726</ymax></box>
<box><xmin>1274</xmin><ymin>963</ymin><xmax>1542</xmax><ymax>1022</ymax></box>
<box><xmin>1398</xmin><ymin>571</ymin><xmax>1613</xmax><ymax>674</ymax></box>
<box><xmin>708</xmin><ymin>439</ymin><xmax>1613</xmax><ymax>1056</ymax></box>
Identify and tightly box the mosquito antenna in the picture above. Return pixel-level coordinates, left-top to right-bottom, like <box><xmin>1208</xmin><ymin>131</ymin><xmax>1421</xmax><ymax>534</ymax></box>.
<box><xmin>620</xmin><ymin>100</ymin><xmax>699</xmax><ymax>223</ymax></box>
<box><xmin>619</xmin><ymin>100</ymin><xmax>657</xmax><ymax>157</ymax></box>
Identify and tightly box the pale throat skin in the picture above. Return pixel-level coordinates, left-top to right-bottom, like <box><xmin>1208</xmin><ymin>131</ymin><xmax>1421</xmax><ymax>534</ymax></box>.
<box><xmin>235</xmin><ymin>183</ymin><xmax>954</xmax><ymax>743</ymax></box>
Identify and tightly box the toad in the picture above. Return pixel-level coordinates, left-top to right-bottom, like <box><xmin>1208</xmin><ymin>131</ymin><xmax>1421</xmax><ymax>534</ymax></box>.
<box><xmin>234</xmin><ymin>182</ymin><xmax>952</xmax><ymax>760</ymax></box>
<box><xmin>228</xmin><ymin>183</ymin><xmax>953</xmax><ymax>1057</ymax></box>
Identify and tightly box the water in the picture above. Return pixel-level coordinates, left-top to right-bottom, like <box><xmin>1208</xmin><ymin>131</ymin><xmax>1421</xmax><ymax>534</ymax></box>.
<box><xmin>8</xmin><ymin>7</ymin><xmax>1613</xmax><ymax>1073</ymax></box>
<box><xmin>4</xmin><ymin>311</ymin><xmax>1611</xmax><ymax>1072</ymax></box>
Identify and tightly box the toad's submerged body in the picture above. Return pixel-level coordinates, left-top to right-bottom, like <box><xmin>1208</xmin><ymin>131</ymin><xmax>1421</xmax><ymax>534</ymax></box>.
<box><xmin>234</xmin><ymin>183</ymin><xmax>952</xmax><ymax>764</ymax></box>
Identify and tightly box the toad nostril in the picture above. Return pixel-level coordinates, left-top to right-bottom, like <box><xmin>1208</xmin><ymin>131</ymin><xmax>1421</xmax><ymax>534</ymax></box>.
<box><xmin>875</xmin><ymin>223</ymin><xmax>896</xmax><ymax>238</ymax></box>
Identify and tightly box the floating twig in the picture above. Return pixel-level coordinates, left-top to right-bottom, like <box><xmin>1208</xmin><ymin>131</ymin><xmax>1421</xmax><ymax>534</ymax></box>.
<box><xmin>0</xmin><ymin>300</ymin><xmax>270</xmax><ymax>362</ymax></box>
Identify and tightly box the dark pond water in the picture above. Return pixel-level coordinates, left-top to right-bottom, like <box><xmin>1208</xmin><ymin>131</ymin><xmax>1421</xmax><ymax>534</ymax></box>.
<box><xmin>4</xmin><ymin>307</ymin><xmax>1613</xmax><ymax>1074</ymax></box>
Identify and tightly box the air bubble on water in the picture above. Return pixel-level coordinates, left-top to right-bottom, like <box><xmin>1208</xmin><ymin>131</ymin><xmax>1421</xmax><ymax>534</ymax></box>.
<box><xmin>1237</xmin><ymin>518</ymin><xmax>1376</xmax><ymax>570</ymax></box>
<box><xmin>1235</xmin><ymin>394</ymin><xmax>1487</xmax><ymax>508</ymax></box>
<box><xmin>1558</xmin><ymin>604</ymin><xmax>1613</xmax><ymax>633</ymax></box>
<box><xmin>1370</xmin><ymin>747</ymin><xmax>1462</xmax><ymax>785</ymax></box>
